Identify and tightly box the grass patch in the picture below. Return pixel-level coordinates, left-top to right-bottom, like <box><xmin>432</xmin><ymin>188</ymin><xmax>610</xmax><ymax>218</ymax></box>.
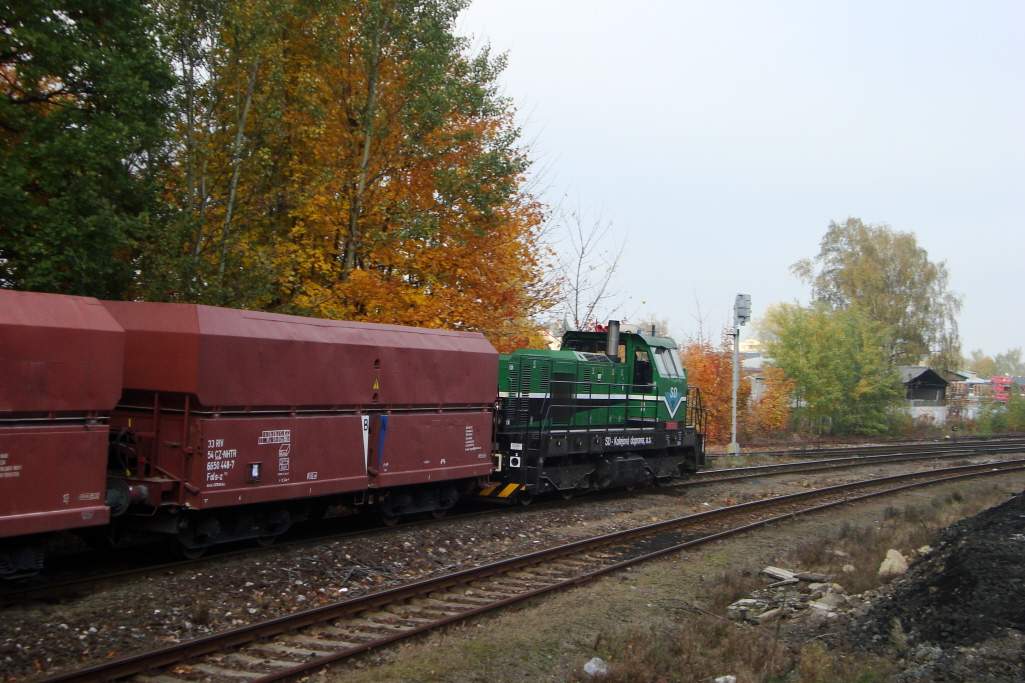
<box><xmin>572</xmin><ymin>617</ymin><xmax>892</xmax><ymax>683</ymax></box>
<box><xmin>783</xmin><ymin>481</ymin><xmax>1015</xmax><ymax>593</ymax></box>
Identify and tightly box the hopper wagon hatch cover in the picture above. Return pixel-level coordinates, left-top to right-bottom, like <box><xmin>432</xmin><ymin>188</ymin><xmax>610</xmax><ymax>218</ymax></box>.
<box><xmin>101</xmin><ymin>301</ymin><xmax>499</xmax><ymax>408</ymax></box>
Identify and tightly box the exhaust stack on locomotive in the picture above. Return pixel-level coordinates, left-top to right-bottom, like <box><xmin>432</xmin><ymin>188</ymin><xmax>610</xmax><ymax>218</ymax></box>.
<box><xmin>605</xmin><ymin>319</ymin><xmax>620</xmax><ymax>359</ymax></box>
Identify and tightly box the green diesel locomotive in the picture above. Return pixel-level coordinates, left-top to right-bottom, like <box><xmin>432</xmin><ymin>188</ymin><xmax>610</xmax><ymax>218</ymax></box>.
<box><xmin>484</xmin><ymin>321</ymin><xmax>706</xmax><ymax>502</ymax></box>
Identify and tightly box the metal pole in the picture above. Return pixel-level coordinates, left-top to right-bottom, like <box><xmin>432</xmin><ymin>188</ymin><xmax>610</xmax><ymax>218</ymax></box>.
<box><xmin>728</xmin><ymin>325</ymin><xmax>740</xmax><ymax>455</ymax></box>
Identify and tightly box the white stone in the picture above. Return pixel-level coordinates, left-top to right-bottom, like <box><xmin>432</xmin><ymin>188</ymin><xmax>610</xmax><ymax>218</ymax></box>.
<box><xmin>917</xmin><ymin>545</ymin><xmax>933</xmax><ymax>555</ymax></box>
<box><xmin>809</xmin><ymin>592</ymin><xmax>845</xmax><ymax>610</ymax></box>
<box><xmin>878</xmin><ymin>549</ymin><xmax>909</xmax><ymax>577</ymax></box>
<box><xmin>583</xmin><ymin>657</ymin><xmax>609</xmax><ymax>677</ymax></box>
<box><xmin>842</xmin><ymin>564</ymin><xmax>856</xmax><ymax>574</ymax></box>
<box><xmin>714</xmin><ymin>677</ymin><xmax>737</xmax><ymax>683</ymax></box>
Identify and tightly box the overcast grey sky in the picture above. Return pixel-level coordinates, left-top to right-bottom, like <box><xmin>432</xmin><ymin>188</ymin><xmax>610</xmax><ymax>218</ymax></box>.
<box><xmin>458</xmin><ymin>1</ymin><xmax>1024</xmax><ymax>356</ymax></box>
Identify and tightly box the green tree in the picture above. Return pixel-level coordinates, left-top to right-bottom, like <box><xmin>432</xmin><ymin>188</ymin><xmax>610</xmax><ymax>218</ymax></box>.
<box><xmin>965</xmin><ymin>348</ymin><xmax>1025</xmax><ymax>378</ymax></box>
<box><xmin>966</xmin><ymin>349</ymin><xmax>997</xmax><ymax>378</ymax></box>
<box><xmin>792</xmin><ymin>218</ymin><xmax>961</xmax><ymax>369</ymax></box>
<box><xmin>1007</xmin><ymin>392</ymin><xmax>1025</xmax><ymax>432</ymax></box>
<box><xmin>994</xmin><ymin>348</ymin><xmax>1025</xmax><ymax>376</ymax></box>
<box><xmin>762</xmin><ymin>303</ymin><xmax>901</xmax><ymax>435</ymax></box>
<box><xmin>0</xmin><ymin>0</ymin><xmax>172</xmax><ymax>297</ymax></box>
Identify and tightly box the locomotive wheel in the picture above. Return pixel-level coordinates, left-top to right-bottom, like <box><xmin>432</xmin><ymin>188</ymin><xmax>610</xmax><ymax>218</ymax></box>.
<box><xmin>178</xmin><ymin>543</ymin><xmax>208</xmax><ymax>560</ymax></box>
<box><xmin>256</xmin><ymin>535</ymin><xmax>278</xmax><ymax>548</ymax></box>
<box><xmin>380</xmin><ymin>512</ymin><xmax>400</xmax><ymax>527</ymax></box>
<box><xmin>430</xmin><ymin>509</ymin><xmax>448</xmax><ymax>520</ymax></box>
<box><xmin>518</xmin><ymin>493</ymin><xmax>533</xmax><ymax>507</ymax></box>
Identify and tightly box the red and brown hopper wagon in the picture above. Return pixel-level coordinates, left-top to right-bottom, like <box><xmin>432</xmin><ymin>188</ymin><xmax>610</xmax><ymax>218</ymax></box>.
<box><xmin>101</xmin><ymin>301</ymin><xmax>498</xmax><ymax>555</ymax></box>
<box><xmin>0</xmin><ymin>290</ymin><xmax>123</xmax><ymax>576</ymax></box>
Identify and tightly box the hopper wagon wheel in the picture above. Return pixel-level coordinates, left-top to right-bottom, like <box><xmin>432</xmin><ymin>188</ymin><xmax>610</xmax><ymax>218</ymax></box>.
<box><xmin>430</xmin><ymin>509</ymin><xmax>448</xmax><ymax>520</ymax></box>
<box><xmin>256</xmin><ymin>535</ymin><xmax>279</xmax><ymax>548</ymax></box>
<box><xmin>560</xmin><ymin>489</ymin><xmax>575</xmax><ymax>501</ymax></box>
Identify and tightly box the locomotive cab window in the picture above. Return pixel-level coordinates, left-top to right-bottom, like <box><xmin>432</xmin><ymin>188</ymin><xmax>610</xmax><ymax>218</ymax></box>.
<box><xmin>652</xmin><ymin>350</ymin><xmax>668</xmax><ymax>378</ymax></box>
<box><xmin>655</xmin><ymin>347</ymin><xmax>681</xmax><ymax>378</ymax></box>
<box><xmin>633</xmin><ymin>349</ymin><xmax>653</xmax><ymax>386</ymax></box>
<box><xmin>563</xmin><ymin>336</ymin><xmax>626</xmax><ymax>362</ymax></box>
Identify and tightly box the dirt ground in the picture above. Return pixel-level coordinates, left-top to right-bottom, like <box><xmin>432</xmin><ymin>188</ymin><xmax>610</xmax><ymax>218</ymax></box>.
<box><xmin>309</xmin><ymin>472</ymin><xmax>1025</xmax><ymax>683</ymax></box>
<box><xmin>2</xmin><ymin>458</ymin><xmax>1021</xmax><ymax>681</ymax></box>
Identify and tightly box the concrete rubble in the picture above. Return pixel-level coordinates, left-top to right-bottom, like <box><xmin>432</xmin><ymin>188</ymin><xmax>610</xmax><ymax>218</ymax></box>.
<box><xmin>877</xmin><ymin>548</ymin><xmax>909</xmax><ymax>577</ymax></box>
<box><xmin>583</xmin><ymin>656</ymin><xmax>608</xmax><ymax>677</ymax></box>
<box><xmin>726</xmin><ymin>564</ymin><xmax>851</xmax><ymax>624</ymax></box>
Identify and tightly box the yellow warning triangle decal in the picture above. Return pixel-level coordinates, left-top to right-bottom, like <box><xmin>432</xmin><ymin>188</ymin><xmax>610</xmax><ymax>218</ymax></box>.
<box><xmin>372</xmin><ymin>378</ymin><xmax>380</xmax><ymax>391</ymax></box>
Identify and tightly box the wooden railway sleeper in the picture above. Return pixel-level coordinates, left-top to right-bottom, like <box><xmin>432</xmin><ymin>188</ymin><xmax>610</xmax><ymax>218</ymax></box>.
<box><xmin>401</xmin><ymin>607</ymin><xmax>464</xmax><ymax>620</ymax></box>
<box><xmin>381</xmin><ymin>610</ymin><xmax>438</xmax><ymax>625</ymax></box>
<box><xmin>490</xmin><ymin>576</ymin><xmax>554</xmax><ymax>589</ymax></box>
<box><xmin>362</xmin><ymin>610</ymin><xmax>432</xmax><ymax>628</ymax></box>
<box><xmin>317</xmin><ymin>626</ymin><xmax>382</xmax><ymax>642</ymax></box>
<box><xmin>189</xmin><ymin>663</ymin><xmax>261</xmax><ymax>680</ymax></box>
<box><xmin>247</xmin><ymin>642</ymin><xmax>335</xmax><ymax>658</ymax></box>
<box><xmin>287</xmin><ymin>634</ymin><xmax>364</xmax><ymax>650</ymax></box>
<box><xmin>226</xmin><ymin>652</ymin><xmax>300</xmax><ymax>670</ymax></box>
<box><xmin>412</xmin><ymin>598</ymin><xmax>476</xmax><ymax>614</ymax></box>
<box><xmin>462</xmin><ymin>587</ymin><xmax>520</xmax><ymax>600</ymax></box>
<box><xmin>343</xmin><ymin>618</ymin><xmax>418</xmax><ymax>633</ymax></box>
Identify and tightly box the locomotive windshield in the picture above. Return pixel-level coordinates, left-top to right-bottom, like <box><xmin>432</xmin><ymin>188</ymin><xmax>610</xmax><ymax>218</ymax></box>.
<box><xmin>653</xmin><ymin>347</ymin><xmax>684</xmax><ymax>378</ymax></box>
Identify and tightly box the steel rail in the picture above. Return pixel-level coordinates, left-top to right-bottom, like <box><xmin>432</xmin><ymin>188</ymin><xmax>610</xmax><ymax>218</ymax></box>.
<box><xmin>38</xmin><ymin>458</ymin><xmax>1025</xmax><ymax>683</ymax></box>
<box><xmin>690</xmin><ymin>443</ymin><xmax>1025</xmax><ymax>484</ymax></box>
<box><xmin>708</xmin><ymin>435</ymin><xmax>1025</xmax><ymax>459</ymax></box>
<box><xmin>6</xmin><ymin>439</ymin><xmax>1022</xmax><ymax>606</ymax></box>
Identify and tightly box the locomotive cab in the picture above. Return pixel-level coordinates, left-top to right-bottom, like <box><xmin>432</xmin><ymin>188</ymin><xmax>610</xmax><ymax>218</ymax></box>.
<box><xmin>562</xmin><ymin>328</ymin><xmax>689</xmax><ymax>426</ymax></box>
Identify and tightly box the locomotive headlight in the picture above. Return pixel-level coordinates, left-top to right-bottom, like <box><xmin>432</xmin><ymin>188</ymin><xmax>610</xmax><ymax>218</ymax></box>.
<box><xmin>249</xmin><ymin>462</ymin><xmax>261</xmax><ymax>482</ymax></box>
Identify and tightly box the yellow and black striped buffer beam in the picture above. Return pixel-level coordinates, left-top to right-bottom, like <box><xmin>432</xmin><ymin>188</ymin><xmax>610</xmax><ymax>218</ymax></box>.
<box><xmin>477</xmin><ymin>482</ymin><xmax>523</xmax><ymax>499</ymax></box>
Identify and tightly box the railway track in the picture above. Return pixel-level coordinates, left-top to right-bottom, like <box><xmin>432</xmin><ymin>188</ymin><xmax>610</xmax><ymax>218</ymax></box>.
<box><xmin>708</xmin><ymin>435</ymin><xmax>1025</xmax><ymax>459</ymax></box>
<box><xmin>690</xmin><ymin>441</ymin><xmax>1025</xmax><ymax>484</ymax></box>
<box><xmin>39</xmin><ymin>458</ymin><xmax>1025</xmax><ymax>683</ymax></box>
<box><xmin>5</xmin><ymin>437</ymin><xmax>1023</xmax><ymax>607</ymax></box>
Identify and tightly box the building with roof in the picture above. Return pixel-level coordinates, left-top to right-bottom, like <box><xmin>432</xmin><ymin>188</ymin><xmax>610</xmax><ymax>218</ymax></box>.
<box><xmin>898</xmin><ymin>366</ymin><xmax>949</xmax><ymax>424</ymax></box>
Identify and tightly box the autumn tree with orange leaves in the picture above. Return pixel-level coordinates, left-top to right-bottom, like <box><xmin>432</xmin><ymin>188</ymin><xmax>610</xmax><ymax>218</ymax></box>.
<box><xmin>747</xmin><ymin>366</ymin><xmax>794</xmax><ymax>438</ymax></box>
<box><xmin>680</xmin><ymin>331</ymin><xmax>751</xmax><ymax>444</ymax></box>
<box><xmin>143</xmin><ymin>0</ymin><xmax>554</xmax><ymax>351</ymax></box>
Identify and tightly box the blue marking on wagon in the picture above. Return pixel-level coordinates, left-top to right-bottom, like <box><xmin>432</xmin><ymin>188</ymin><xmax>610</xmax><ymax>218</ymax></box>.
<box><xmin>376</xmin><ymin>414</ymin><xmax>389</xmax><ymax>471</ymax></box>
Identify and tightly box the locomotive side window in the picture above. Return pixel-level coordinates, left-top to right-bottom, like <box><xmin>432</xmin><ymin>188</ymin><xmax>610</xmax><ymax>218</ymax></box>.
<box><xmin>633</xmin><ymin>349</ymin><xmax>653</xmax><ymax>386</ymax></box>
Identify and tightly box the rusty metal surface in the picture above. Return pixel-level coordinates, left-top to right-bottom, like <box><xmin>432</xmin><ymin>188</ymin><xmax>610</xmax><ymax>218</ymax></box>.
<box><xmin>0</xmin><ymin>290</ymin><xmax>123</xmax><ymax>414</ymax></box>
<box><xmin>369</xmin><ymin>410</ymin><xmax>494</xmax><ymax>487</ymax></box>
<box><xmin>0</xmin><ymin>424</ymin><xmax>110</xmax><ymax>537</ymax></box>
<box><xmin>190</xmin><ymin>414</ymin><xmax>369</xmax><ymax>508</ymax></box>
<box><xmin>102</xmin><ymin>301</ymin><xmax>498</xmax><ymax>408</ymax></box>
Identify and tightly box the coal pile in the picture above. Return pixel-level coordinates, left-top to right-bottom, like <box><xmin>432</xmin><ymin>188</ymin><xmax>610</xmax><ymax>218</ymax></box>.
<box><xmin>850</xmin><ymin>489</ymin><xmax>1025</xmax><ymax>681</ymax></box>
